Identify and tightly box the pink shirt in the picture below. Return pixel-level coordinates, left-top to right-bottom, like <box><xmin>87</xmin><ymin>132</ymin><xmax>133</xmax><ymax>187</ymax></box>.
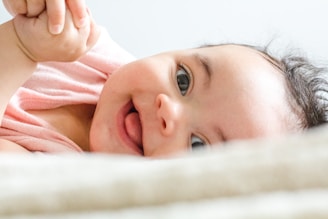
<box><xmin>0</xmin><ymin>28</ymin><xmax>134</xmax><ymax>153</ymax></box>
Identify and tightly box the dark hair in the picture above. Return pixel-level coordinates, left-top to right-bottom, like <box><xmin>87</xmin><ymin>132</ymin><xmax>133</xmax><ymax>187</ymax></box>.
<box><xmin>200</xmin><ymin>43</ymin><xmax>328</xmax><ymax>130</ymax></box>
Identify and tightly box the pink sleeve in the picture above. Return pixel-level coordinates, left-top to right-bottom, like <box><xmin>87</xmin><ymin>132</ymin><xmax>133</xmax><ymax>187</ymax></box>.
<box><xmin>0</xmin><ymin>27</ymin><xmax>135</xmax><ymax>153</ymax></box>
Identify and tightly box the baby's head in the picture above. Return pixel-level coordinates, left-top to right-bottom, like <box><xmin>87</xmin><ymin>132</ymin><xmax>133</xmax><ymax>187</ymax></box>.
<box><xmin>257</xmin><ymin>46</ymin><xmax>328</xmax><ymax>129</ymax></box>
<box><xmin>89</xmin><ymin>44</ymin><xmax>328</xmax><ymax>157</ymax></box>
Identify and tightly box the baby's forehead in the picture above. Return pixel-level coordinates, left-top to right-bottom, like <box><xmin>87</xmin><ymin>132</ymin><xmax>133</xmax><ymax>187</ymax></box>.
<box><xmin>192</xmin><ymin>44</ymin><xmax>274</xmax><ymax>64</ymax></box>
<box><xmin>195</xmin><ymin>44</ymin><xmax>273</xmax><ymax>59</ymax></box>
<box><xmin>197</xmin><ymin>44</ymin><xmax>282</xmax><ymax>71</ymax></box>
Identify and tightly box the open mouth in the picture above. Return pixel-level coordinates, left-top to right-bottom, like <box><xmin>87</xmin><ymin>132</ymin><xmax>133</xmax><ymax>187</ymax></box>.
<box><xmin>118</xmin><ymin>100</ymin><xmax>144</xmax><ymax>155</ymax></box>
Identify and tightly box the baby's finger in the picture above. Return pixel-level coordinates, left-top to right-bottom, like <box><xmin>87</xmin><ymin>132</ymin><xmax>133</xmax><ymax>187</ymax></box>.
<box><xmin>26</xmin><ymin>0</ymin><xmax>46</xmax><ymax>17</ymax></box>
<box><xmin>46</xmin><ymin>0</ymin><xmax>66</xmax><ymax>35</ymax></box>
<box><xmin>3</xmin><ymin>0</ymin><xmax>27</xmax><ymax>16</ymax></box>
<box><xmin>66</xmin><ymin>0</ymin><xmax>88</xmax><ymax>28</ymax></box>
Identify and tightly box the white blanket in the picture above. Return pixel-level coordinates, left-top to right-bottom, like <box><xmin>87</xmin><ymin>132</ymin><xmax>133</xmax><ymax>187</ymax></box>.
<box><xmin>1</xmin><ymin>125</ymin><xmax>328</xmax><ymax>219</ymax></box>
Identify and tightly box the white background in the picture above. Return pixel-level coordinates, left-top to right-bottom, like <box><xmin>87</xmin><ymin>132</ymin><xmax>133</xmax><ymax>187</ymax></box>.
<box><xmin>1</xmin><ymin>0</ymin><xmax>327</xmax><ymax>60</ymax></box>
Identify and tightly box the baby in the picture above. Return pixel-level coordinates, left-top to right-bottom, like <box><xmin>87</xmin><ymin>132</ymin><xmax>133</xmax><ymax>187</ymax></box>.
<box><xmin>0</xmin><ymin>0</ymin><xmax>327</xmax><ymax>156</ymax></box>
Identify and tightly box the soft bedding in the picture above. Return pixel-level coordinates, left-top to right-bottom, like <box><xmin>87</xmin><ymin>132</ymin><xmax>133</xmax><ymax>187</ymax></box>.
<box><xmin>1</xmin><ymin>125</ymin><xmax>328</xmax><ymax>218</ymax></box>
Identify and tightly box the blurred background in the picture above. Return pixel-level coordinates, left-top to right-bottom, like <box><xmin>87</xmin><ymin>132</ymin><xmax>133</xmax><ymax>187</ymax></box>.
<box><xmin>1</xmin><ymin>0</ymin><xmax>327</xmax><ymax>60</ymax></box>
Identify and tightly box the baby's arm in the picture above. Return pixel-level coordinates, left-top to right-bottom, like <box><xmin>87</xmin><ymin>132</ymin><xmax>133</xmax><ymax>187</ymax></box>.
<box><xmin>0</xmin><ymin>20</ymin><xmax>36</xmax><ymax>121</ymax></box>
<box><xmin>0</xmin><ymin>6</ymin><xmax>99</xmax><ymax>121</ymax></box>
<box><xmin>2</xmin><ymin>0</ymin><xmax>88</xmax><ymax>34</ymax></box>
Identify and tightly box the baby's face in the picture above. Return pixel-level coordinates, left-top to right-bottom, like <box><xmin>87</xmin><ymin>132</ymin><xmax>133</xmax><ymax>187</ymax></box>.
<box><xmin>90</xmin><ymin>45</ymin><xmax>292</xmax><ymax>157</ymax></box>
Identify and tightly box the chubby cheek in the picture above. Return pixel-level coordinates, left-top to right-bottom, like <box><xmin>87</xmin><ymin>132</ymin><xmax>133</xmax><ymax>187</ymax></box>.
<box><xmin>116</xmin><ymin>58</ymin><xmax>170</xmax><ymax>87</ymax></box>
<box><xmin>89</xmin><ymin>110</ymin><xmax>116</xmax><ymax>153</ymax></box>
<box><xmin>89</xmin><ymin>121</ymin><xmax>107</xmax><ymax>152</ymax></box>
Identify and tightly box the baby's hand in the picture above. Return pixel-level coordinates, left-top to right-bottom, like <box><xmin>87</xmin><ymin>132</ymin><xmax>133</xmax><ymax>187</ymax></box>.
<box><xmin>3</xmin><ymin>0</ymin><xmax>88</xmax><ymax>34</ymax></box>
<box><xmin>13</xmin><ymin>7</ymin><xmax>100</xmax><ymax>62</ymax></box>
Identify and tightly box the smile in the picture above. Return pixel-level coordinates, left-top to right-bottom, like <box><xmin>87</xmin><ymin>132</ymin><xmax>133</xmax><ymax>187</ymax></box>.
<box><xmin>117</xmin><ymin>100</ymin><xmax>144</xmax><ymax>155</ymax></box>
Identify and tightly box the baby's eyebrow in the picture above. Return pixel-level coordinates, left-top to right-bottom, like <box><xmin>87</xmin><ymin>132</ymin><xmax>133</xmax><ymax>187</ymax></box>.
<box><xmin>191</xmin><ymin>53</ymin><xmax>212</xmax><ymax>85</ymax></box>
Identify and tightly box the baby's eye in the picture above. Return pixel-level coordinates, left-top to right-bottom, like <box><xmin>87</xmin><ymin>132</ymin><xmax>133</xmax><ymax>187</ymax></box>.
<box><xmin>191</xmin><ymin>135</ymin><xmax>205</xmax><ymax>150</ymax></box>
<box><xmin>176</xmin><ymin>66</ymin><xmax>191</xmax><ymax>96</ymax></box>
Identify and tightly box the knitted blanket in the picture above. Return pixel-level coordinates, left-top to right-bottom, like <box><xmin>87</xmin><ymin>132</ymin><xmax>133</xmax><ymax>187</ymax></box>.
<box><xmin>1</xmin><ymin>125</ymin><xmax>328</xmax><ymax>219</ymax></box>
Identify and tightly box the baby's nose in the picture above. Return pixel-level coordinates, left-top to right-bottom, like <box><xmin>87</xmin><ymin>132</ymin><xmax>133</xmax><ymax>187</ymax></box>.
<box><xmin>155</xmin><ymin>94</ymin><xmax>182</xmax><ymax>136</ymax></box>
